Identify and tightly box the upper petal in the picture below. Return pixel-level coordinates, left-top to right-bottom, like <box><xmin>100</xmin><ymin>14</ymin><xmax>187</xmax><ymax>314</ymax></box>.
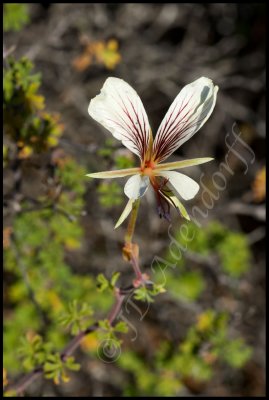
<box><xmin>152</xmin><ymin>77</ymin><xmax>218</xmax><ymax>162</ymax></box>
<box><xmin>157</xmin><ymin>171</ymin><xmax>199</xmax><ymax>200</ymax></box>
<box><xmin>124</xmin><ymin>174</ymin><xmax>149</xmax><ymax>199</ymax></box>
<box><xmin>88</xmin><ymin>77</ymin><xmax>151</xmax><ymax>160</ymax></box>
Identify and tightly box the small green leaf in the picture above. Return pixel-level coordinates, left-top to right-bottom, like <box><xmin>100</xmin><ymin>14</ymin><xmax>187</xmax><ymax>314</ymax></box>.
<box><xmin>97</xmin><ymin>274</ymin><xmax>109</xmax><ymax>292</ymax></box>
<box><xmin>114</xmin><ymin>321</ymin><xmax>128</xmax><ymax>333</ymax></box>
<box><xmin>111</xmin><ymin>272</ymin><xmax>120</xmax><ymax>287</ymax></box>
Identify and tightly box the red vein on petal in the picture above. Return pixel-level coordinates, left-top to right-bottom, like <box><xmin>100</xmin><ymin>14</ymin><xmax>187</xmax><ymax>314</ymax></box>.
<box><xmin>153</xmin><ymin>93</ymin><xmax>213</xmax><ymax>162</ymax></box>
<box><xmin>153</xmin><ymin>93</ymin><xmax>195</xmax><ymax>161</ymax></box>
<box><xmin>105</xmin><ymin>89</ymin><xmax>146</xmax><ymax>158</ymax></box>
<box><xmin>118</xmin><ymin>92</ymin><xmax>146</xmax><ymax>159</ymax></box>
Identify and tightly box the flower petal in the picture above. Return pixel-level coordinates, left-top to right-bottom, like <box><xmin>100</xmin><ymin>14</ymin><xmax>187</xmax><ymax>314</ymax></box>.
<box><xmin>157</xmin><ymin>171</ymin><xmax>199</xmax><ymax>201</ymax></box>
<box><xmin>155</xmin><ymin>157</ymin><xmax>214</xmax><ymax>172</ymax></box>
<box><xmin>88</xmin><ymin>77</ymin><xmax>151</xmax><ymax>160</ymax></box>
<box><xmin>152</xmin><ymin>77</ymin><xmax>218</xmax><ymax>162</ymax></box>
<box><xmin>124</xmin><ymin>174</ymin><xmax>149</xmax><ymax>199</ymax></box>
<box><xmin>166</xmin><ymin>194</ymin><xmax>190</xmax><ymax>220</ymax></box>
<box><xmin>115</xmin><ymin>198</ymin><xmax>135</xmax><ymax>229</ymax></box>
<box><xmin>86</xmin><ymin>167</ymin><xmax>140</xmax><ymax>179</ymax></box>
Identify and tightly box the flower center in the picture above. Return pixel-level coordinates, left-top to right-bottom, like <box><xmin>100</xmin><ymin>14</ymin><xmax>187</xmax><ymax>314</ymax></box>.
<box><xmin>140</xmin><ymin>160</ymin><xmax>156</xmax><ymax>176</ymax></box>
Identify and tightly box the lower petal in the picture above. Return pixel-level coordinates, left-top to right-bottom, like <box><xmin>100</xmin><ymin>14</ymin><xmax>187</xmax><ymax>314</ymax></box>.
<box><xmin>157</xmin><ymin>171</ymin><xmax>199</xmax><ymax>200</ymax></box>
<box><xmin>115</xmin><ymin>198</ymin><xmax>135</xmax><ymax>229</ymax></box>
<box><xmin>124</xmin><ymin>174</ymin><xmax>149</xmax><ymax>199</ymax></box>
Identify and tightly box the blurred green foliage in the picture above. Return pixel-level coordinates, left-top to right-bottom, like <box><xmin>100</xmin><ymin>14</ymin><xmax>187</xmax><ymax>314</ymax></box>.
<box><xmin>118</xmin><ymin>309</ymin><xmax>252</xmax><ymax>396</ymax></box>
<box><xmin>18</xmin><ymin>334</ymin><xmax>54</xmax><ymax>371</ymax></box>
<box><xmin>154</xmin><ymin>221</ymin><xmax>251</xmax><ymax>302</ymax></box>
<box><xmin>3</xmin><ymin>155</ymin><xmax>114</xmax><ymax>373</ymax></box>
<box><xmin>3</xmin><ymin>4</ymin><xmax>30</xmax><ymax>32</ymax></box>
<box><xmin>218</xmin><ymin>233</ymin><xmax>251</xmax><ymax>278</ymax></box>
<box><xmin>44</xmin><ymin>353</ymin><xmax>80</xmax><ymax>385</ymax></box>
<box><xmin>166</xmin><ymin>270</ymin><xmax>205</xmax><ymax>302</ymax></box>
<box><xmin>3</xmin><ymin>55</ymin><xmax>116</xmax><ymax>381</ymax></box>
<box><xmin>97</xmin><ymin>272</ymin><xmax>121</xmax><ymax>292</ymax></box>
<box><xmin>97</xmin><ymin>181</ymin><xmax>124</xmax><ymax>207</ymax></box>
<box><xmin>58</xmin><ymin>300</ymin><xmax>94</xmax><ymax>336</ymax></box>
<box><xmin>134</xmin><ymin>283</ymin><xmax>166</xmax><ymax>303</ymax></box>
<box><xmin>4</xmin><ymin>57</ymin><xmax>63</xmax><ymax>157</ymax></box>
<box><xmin>97</xmin><ymin>319</ymin><xmax>128</xmax><ymax>349</ymax></box>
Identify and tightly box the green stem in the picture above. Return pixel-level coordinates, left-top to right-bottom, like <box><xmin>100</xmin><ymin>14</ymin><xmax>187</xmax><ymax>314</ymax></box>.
<box><xmin>124</xmin><ymin>199</ymin><xmax>140</xmax><ymax>245</ymax></box>
<box><xmin>123</xmin><ymin>199</ymin><xmax>144</xmax><ymax>280</ymax></box>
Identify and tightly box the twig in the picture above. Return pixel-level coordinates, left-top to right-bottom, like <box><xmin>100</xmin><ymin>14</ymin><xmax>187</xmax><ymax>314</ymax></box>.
<box><xmin>4</xmin><ymin>285</ymin><xmax>135</xmax><ymax>395</ymax></box>
<box><xmin>124</xmin><ymin>199</ymin><xmax>140</xmax><ymax>245</ymax></box>
<box><xmin>108</xmin><ymin>289</ymin><xmax>126</xmax><ymax>325</ymax></box>
<box><xmin>247</xmin><ymin>227</ymin><xmax>266</xmax><ymax>246</ymax></box>
<box><xmin>224</xmin><ymin>202</ymin><xmax>266</xmax><ymax>221</ymax></box>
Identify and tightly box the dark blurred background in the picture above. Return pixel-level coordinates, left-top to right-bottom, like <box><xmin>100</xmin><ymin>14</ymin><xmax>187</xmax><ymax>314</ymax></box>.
<box><xmin>4</xmin><ymin>3</ymin><xmax>265</xmax><ymax>397</ymax></box>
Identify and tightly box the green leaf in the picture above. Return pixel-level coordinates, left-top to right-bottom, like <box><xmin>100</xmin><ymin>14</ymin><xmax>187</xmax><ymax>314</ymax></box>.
<box><xmin>110</xmin><ymin>272</ymin><xmax>120</xmax><ymax>287</ymax></box>
<box><xmin>114</xmin><ymin>321</ymin><xmax>128</xmax><ymax>333</ymax></box>
<box><xmin>58</xmin><ymin>300</ymin><xmax>93</xmax><ymax>335</ymax></box>
<box><xmin>134</xmin><ymin>286</ymin><xmax>154</xmax><ymax>303</ymax></box>
<box><xmin>97</xmin><ymin>274</ymin><xmax>109</xmax><ymax>292</ymax></box>
<box><xmin>98</xmin><ymin>319</ymin><xmax>111</xmax><ymax>331</ymax></box>
<box><xmin>4</xmin><ymin>4</ymin><xmax>30</xmax><ymax>32</ymax></box>
<box><xmin>218</xmin><ymin>233</ymin><xmax>251</xmax><ymax>278</ymax></box>
<box><xmin>221</xmin><ymin>339</ymin><xmax>252</xmax><ymax>368</ymax></box>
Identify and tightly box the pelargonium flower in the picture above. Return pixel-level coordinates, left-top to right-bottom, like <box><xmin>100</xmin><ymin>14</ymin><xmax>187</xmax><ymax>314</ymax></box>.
<box><xmin>87</xmin><ymin>77</ymin><xmax>218</xmax><ymax>228</ymax></box>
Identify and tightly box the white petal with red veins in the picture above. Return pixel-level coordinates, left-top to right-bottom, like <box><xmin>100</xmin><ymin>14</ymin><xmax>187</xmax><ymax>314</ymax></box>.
<box><xmin>153</xmin><ymin>77</ymin><xmax>218</xmax><ymax>162</ymax></box>
<box><xmin>158</xmin><ymin>171</ymin><xmax>199</xmax><ymax>200</ymax></box>
<box><xmin>124</xmin><ymin>174</ymin><xmax>149</xmax><ymax>199</ymax></box>
<box><xmin>88</xmin><ymin>77</ymin><xmax>151</xmax><ymax>160</ymax></box>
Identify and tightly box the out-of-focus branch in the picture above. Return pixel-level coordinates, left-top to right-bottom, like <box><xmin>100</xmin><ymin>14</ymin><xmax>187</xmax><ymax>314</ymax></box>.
<box><xmin>4</xmin><ymin>284</ymin><xmax>136</xmax><ymax>395</ymax></box>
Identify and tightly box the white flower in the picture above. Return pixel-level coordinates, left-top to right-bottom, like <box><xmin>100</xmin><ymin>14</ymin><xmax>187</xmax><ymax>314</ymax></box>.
<box><xmin>87</xmin><ymin>77</ymin><xmax>218</xmax><ymax>228</ymax></box>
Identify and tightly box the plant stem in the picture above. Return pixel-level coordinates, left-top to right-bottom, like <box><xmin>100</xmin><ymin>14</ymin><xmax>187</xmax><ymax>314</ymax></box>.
<box><xmin>122</xmin><ymin>199</ymin><xmax>144</xmax><ymax>280</ymax></box>
<box><xmin>124</xmin><ymin>199</ymin><xmax>140</xmax><ymax>245</ymax></box>
<box><xmin>4</xmin><ymin>285</ymin><xmax>135</xmax><ymax>395</ymax></box>
<box><xmin>130</xmin><ymin>253</ymin><xmax>143</xmax><ymax>281</ymax></box>
<box><xmin>108</xmin><ymin>289</ymin><xmax>126</xmax><ymax>325</ymax></box>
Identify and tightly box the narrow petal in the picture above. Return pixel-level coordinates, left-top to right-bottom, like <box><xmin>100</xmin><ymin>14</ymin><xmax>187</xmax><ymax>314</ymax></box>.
<box><xmin>115</xmin><ymin>199</ymin><xmax>134</xmax><ymax>229</ymax></box>
<box><xmin>157</xmin><ymin>171</ymin><xmax>199</xmax><ymax>201</ymax></box>
<box><xmin>152</xmin><ymin>77</ymin><xmax>218</xmax><ymax>162</ymax></box>
<box><xmin>124</xmin><ymin>174</ymin><xmax>149</xmax><ymax>199</ymax></box>
<box><xmin>86</xmin><ymin>167</ymin><xmax>140</xmax><ymax>179</ymax></box>
<box><xmin>155</xmin><ymin>157</ymin><xmax>214</xmax><ymax>172</ymax></box>
<box><xmin>167</xmin><ymin>194</ymin><xmax>190</xmax><ymax>220</ymax></box>
<box><xmin>88</xmin><ymin>77</ymin><xmax>151</xmax><ymax>160</ymax></box>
